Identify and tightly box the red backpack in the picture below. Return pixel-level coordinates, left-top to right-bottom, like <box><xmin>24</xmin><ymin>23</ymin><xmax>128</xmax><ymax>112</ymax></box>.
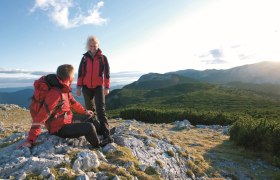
<box><xmin>29</xmin><ymin>76</ymin><xmax>64</xmax><ymax>120</ymax></box>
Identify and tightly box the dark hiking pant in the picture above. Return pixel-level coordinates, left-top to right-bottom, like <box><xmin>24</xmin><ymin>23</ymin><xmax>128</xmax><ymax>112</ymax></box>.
<box><xmin>82</xmin><ymin>86</ymin><xmax>110</xmax><ymax>137</ymax></box>
<box><xmin>55</xmin><ymin>114</ymin><xmax>101</xmax><ymax>148</ymax></box>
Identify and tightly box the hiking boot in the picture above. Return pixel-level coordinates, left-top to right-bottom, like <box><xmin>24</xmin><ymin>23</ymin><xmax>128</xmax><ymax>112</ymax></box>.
<box><xmin>89</xmin><ymin>145</ymin><xmax>101</xmax><ymax>150</ymax></box>
<box><xmin>110</xmin><ymin>127</ymin><xmax>116</xmax><ymax>135</ymax></box>
<box><xmin>100</xmin><ymin>136</ymin><xmax>114</xmax><ymax>147</ymax></box>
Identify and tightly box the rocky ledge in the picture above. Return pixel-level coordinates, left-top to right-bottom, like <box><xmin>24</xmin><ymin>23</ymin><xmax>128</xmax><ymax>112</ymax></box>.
<box><xmin>0</xmin><ymin>119</ymin><xmax>212</xmax><ymax>180</ymax></box>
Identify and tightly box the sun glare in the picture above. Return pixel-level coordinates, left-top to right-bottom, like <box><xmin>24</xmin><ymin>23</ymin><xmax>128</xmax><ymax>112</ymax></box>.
<box><xmin>111</xmin><ymin>0</ymin><xmax>280</xmax><ymax>73</ymax></box>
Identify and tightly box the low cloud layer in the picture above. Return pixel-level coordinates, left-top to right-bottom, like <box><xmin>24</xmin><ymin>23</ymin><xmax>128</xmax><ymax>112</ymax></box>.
<box><xmin>0</xmin><ymin>68</ymin><xmax>143</xmax><ymax>88</ymax></box>
<box><xmin>0</xmin><ymin>68</ymin><xmax>53</xmax><ymax>76</ymax></box>
<box><xmin>30</xmin><ymin>0</ymin><xmax>107</xmax><ymax>28</ymax></box>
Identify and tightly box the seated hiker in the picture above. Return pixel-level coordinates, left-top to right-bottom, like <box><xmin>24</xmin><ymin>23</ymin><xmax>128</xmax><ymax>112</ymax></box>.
<box><xmin>18</xmin><ymin>64</ymin><xmax>109</xmax><ymax>148</ymax></box>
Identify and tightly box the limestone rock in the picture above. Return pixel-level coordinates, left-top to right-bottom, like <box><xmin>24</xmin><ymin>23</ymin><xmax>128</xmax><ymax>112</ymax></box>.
<box><xmin>72</xmin><ymin>150</ymin><xmax>100</xmax><ymax>172</ymax></box>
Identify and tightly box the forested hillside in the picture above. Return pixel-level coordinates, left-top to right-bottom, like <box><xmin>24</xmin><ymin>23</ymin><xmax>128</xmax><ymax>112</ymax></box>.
<box><xmin>106</xmin><ymin>75</ymin><xmax>280</xmax><ymax>121</ymax></box>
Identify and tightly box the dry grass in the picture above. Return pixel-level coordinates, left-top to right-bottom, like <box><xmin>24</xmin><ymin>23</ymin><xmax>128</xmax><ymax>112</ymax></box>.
<box><xmin>104</xmin><ymin>144</ymin><xmax>162</xmax><ymax>180</ymax></box>
<box><xmin>0</xmin><ymin>108</ymin><xmax>31</xmax><ymax>138</ymax></box>
<box><xmin>155</xmin><ymin>159</ymin><xmax>164</xmax><ymax>168</ymax></box>
<box><xmin>98</xmin><ymin>163</ymin><xmax>133</xmax><ymax>179</ymax></box>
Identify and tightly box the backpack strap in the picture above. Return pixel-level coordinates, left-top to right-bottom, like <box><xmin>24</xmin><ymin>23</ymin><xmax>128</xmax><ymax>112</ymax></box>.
<box><xmin>44</xmin><ymin>93</ymin><xmax>64</xmax><ymax>117</ymax></box>
<box><xmin>45</xmin><ymin>91</ymin><xmax>65</xmax><ymax>132</ymax></box>
<box><xmin>69</xmin><ymin>93</ymin><xmax>76</xmax><ymax>105</ymax></box>
<box><xmin>82</xmin><ymin>56</ymin><xmax>87</xmax><ymax>77</ymax></box>
<box><xmin>98</xmin><ymin>55</ymin><xmax>104</xmax><ymax>77</ymax></box>
<box><xmin>102</xmin><ymin>55</ymin><xmax>110</xmax><ymax>79</ymax></box>
<box><xmin>98</xmin><ymin>55</ymin><xmax>110</xmax><ymax>78</ymax></box>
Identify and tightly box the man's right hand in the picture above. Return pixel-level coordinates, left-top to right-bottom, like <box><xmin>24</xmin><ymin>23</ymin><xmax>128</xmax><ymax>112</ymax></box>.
<box><xmin>17</xmin><ymin>141</ymin><xmax>32</xmax><ymax>149</ymax></box>
<box><xmin>85</xmin><ymin>110</ymin><xmax>94</xmax><ymax>116</ymax></box>
<box><xmin>76</xmin><ymin>88</ymin><xmax>81</xmax><ymax>96</ymax></box>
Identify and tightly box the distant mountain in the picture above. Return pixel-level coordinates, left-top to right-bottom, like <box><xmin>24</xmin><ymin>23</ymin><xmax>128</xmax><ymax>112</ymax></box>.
<box><xmin>171</xmin><ymin>61</ymin><xmax>280</xmax><ymax>84</ymax></box>
<box><xmin>0</xmin><ymin>88</ymin><xmax>85</xmax><ymax>108</ymax></box>
<box><xmin>0</xmin><ymin>84</ymin><xmax>127</xmax><ymax>108</ymax></box>
<box><xmin>123</xmin><ymin>73</ymin><xmax>197</xmax><ymax>89</ymax></box>
<box><xmin>122</xmin><ymin>61</ymin><xmax>280</xmax><ymax>93</ymax></box>
<box><xmin>0</xmin><ymin>86</ymin><xmax>33</xmax><ymax>93</ymax></box>
<box><xmin>0</xmin><ymin>89</ymin><xmax>33</xmax><ymax>108</ymax></box>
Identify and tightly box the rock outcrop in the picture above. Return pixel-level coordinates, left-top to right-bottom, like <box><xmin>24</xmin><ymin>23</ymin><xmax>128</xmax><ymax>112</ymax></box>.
<box><xmin>0</xmin><ymin>104</ymin><xmax>23</xmax><ymax>111</ymax></box>
<box><xmin>0</xmin><ymin>119</ymin><xmax>207</xmax><ymax>180</ymax></box>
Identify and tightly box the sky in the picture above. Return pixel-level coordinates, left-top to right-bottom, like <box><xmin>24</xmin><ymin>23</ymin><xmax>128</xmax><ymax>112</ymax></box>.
<box><xmin>1</xmin><ymin>0</ymin><xmax>280</xmax><ymax>78</ymax></box>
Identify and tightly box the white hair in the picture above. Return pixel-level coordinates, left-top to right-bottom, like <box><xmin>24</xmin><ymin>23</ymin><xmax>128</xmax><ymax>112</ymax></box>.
<box><xmin>86</xmin><ymin>35</ymin><xmax>99</xmax><ymax>50</ymax></box>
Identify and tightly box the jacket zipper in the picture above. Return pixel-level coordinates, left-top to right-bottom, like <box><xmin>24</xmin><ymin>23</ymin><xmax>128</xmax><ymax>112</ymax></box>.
<box><xmin>89</xmin><ymin>50</ymin><xmax>100</xmax><ymax>87</ymax></box>
<box><xmin>91</xmin><ymin>57</ymin><xmax>93</xmax><ymax>87</ymax></box>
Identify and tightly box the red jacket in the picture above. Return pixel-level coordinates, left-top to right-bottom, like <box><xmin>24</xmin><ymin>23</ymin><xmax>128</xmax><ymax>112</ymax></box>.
<box><xmin>77</xmin><ymin>49</ymin><xmax>110</xmax><ymax>89</ymax></box>
<box><xmin>27</xmin><ymin>76</ymin><xmax>86</xmax><ymax>143</ymax></box>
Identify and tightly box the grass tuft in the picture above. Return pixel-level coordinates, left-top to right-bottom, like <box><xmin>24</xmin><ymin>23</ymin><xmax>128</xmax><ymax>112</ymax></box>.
<box><xmin>155</xmin><ymin>159</ymin><xmax>164</xmax><ymax>168</ymax></box>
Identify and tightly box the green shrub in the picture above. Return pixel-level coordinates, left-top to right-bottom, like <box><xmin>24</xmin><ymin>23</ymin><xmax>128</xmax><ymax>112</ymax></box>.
<box><xmin>119</xmin><ymin>108</ymin><xmax>238</xmax><ymax>125</ymax></box>
<box><xmin>230</xmin><ymin>118</ymin><xmax>280</xmax><ymax>167</ymax></box>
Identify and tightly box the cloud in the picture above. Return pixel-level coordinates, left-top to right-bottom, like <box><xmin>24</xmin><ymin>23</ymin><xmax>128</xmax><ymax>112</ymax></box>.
<box><xmin>30</xmin><ymin>0</ymin><xmax>107</xmax><ymax>28</ymax></box>
<box><xmin>0</xmin><ymin>68</ymin><xmax>30</xmax><ymax>74</ymax></box>
<box><xmin>210</xmin><ymin>49</ymin><xmax>223</xmax><ymax>59</ymax></box>
<box><xmin>0</xmin><ymin>68</ymin><xmax>53</xmax><ymax>77</ymax></box>
<box><xmin>199</xmin><ymin>49</ymin><xmax>226</xmax><ymax>65</ymax></box>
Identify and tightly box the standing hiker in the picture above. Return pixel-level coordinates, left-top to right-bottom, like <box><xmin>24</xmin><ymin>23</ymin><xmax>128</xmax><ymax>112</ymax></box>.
<box><xmin>76</xmin><ymin>35</ymin><xmax>113</xmax><ymax>145</ymax></box>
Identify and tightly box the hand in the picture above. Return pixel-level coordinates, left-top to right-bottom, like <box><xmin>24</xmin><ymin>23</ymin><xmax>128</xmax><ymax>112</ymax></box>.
<box><xmin>76</xmin><ymin>88</ymin><xmax>81</xmax><ymax>96</ymax></box>
<box><xmin>85</xmin><ymin>110</ymin><xmax>94</xmax><ymax>116</ymax></box>
<box><xmin>17</xmin><ymin>141</ymin><xmax>32</xmax><ymax>149</ymax></box>
<box><xmin>103</xmin><ymin>88</ymin><xmax>110</xmax><ymax>96</ymax></box>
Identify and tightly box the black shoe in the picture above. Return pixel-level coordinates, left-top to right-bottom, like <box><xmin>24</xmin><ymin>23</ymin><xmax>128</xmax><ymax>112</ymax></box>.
<box><xmin>100</xmin><ymin>136</ymin><xmax>114</xmax><ymax>147</ymax></box>
<box><xmin>110</xmin><ymin>127</ymin><xmax>116</xmax><ymax>135</ymax></box>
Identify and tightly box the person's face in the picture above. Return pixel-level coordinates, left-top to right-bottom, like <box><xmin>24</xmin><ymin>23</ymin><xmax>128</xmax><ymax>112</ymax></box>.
<box><xmin>88</xmin><ymin>41</ymin><xmax>99</xmax><ymax>54</ymax></box>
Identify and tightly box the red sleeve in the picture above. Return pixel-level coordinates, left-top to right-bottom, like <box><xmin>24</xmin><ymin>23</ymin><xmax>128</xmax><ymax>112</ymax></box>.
<box><xmin>104</xmin><ymin>75</ymin><xmax>110</xmax><ymax>89</ymax></box>
<box><xmin>77</xmin><ymin>77</ymin><xmax>83</xmax><ymax>87</ymax></box>
<box><xmin>69</xmin><ymin>93</ymin><xmax>86</xmax><ymax>114</ymax></box>
<box><xmin>27</xmin><ymin>90</ymin><xmax>61</xmax><ymax>143</ymax></box>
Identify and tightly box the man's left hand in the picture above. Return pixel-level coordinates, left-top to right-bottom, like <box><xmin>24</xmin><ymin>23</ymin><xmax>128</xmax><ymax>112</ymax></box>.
<box><xmin>17</xmin><ymin>141</ymin><xmax>32</xmax><ymax>149</ymax></box>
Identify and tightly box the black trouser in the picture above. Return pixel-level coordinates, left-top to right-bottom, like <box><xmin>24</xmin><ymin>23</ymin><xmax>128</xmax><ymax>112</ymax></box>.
<box><xmin>82</xmin><ymin>86</ymin><xmax>110</xmax><ymax>137</ymax></box>
<box><xmin>55</xmin><ymin>114</ymin><xmax>101</xmax><ymax>148</ymax></box>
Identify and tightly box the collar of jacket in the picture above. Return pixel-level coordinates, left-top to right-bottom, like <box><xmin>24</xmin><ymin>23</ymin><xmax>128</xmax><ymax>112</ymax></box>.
<box><xmin>83</xmin><ymin>49</ymin><xmax>102</xmax><ymax>61</ymax></box>
<box><xmin>56</xmin><ymin>76</ymin><xmax>72</xmax><ymax>93</ymax></box>
<box><xmin>45</xmin><ymin>74</ymin><xmax>71</xmax><ymax>93</ymax></box>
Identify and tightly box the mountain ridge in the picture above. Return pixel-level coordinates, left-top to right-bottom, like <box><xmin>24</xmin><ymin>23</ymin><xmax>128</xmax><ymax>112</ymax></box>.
<box><xmin>170</xmin><ymin>61</ymin><xmax>280</xmax><ymax>84</ymax></box>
